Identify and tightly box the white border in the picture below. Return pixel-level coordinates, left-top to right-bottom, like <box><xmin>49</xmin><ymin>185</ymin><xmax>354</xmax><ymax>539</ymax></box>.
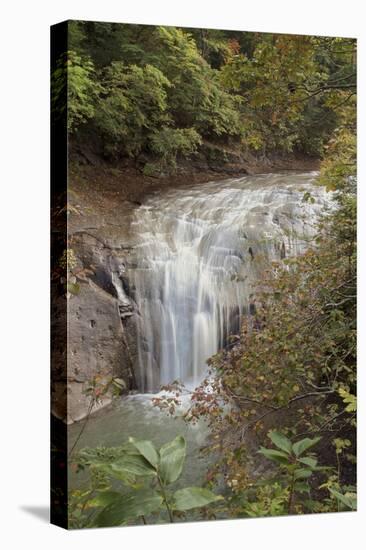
<box><xmin>1</xmin><ymin>1</ymin><xmax>364</xmax><ymax>548</ymax></box>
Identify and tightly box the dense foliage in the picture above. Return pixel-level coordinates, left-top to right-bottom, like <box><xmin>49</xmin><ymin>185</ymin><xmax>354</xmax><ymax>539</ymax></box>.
<box><xmin>53</xmin><ymin>23</ymin><xmax>356</xmax><ymax>171</ymax></box>
<box><xmin>69</xmin><ymin>435</ymin><xmax>222</xmax><ymax>527</ymax></box>
<box><xmin>154</xmin><ymin>103</ymin><xmax>356</xmax><ymax>515</ymax></box>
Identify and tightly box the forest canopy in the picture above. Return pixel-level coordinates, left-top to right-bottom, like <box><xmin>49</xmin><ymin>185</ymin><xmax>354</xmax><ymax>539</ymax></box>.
<box><xmin>52</xmin><ymin>22</ymin><xmax>356</xmax><ymax>171</ymax></box>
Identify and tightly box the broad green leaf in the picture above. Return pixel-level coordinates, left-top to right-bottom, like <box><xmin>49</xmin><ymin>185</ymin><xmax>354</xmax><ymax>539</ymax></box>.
<box><xmin>294</xmin><ymin>468</ymin><xmax>313</xmax><ymax>480</ymax></box>
<box><xmin>268</xmin><ymin>431</ymin><xmax>292</xmax><ymax>454</ymax></box>
<box><xmin>86</xmin><ymin>491</ymin><xmax>121</xmax><ymax>508</ymax></box>
<box><xmin>94</xmin><ymin>463</ymin><xmax>136</xmax><ymax>487</ymax></box>
<box><xmin>258</xmin><ymin>447</ymin><xmax>289</xmax><ymax>464</ymax></box>
<box><xmin>159</xmin><ymin>436</ymin><xmax>186</xmax><ymax>485</ymax></box>
<box><xmin>303</xmin><ymin>499</ymin><xmax>317</xmax><ymax>512</ymax></box>
<box><xmin>129</xmin><ymin>437</ymin><xmax>159</xmax><ymax>469</ymax></box>
<box><xmin>93</xmin><ymin>489</ymin><xmax>163</xmax><ymax>527</ymax></box>
<box><xmin>173</xmin><ymin>487</ymin><xmax>223</xmax><ymax>511</ymax></box>
<box><xmin>292</xmin><ymin>437</ymin><xmax>321</xmax><ymax>457</ymax></box>
<box><xmin>329</xmin><ymin>488</ymin><xmax>357</xmax><ymax>510</ymax></box>
<box><xmin>298</xmin><ymin>456</ymin><xmax>317</xmax><ymax>469</ymax></box>
<box><xmin>109</xmin><ymin>454</ymin><xmax>157</xmax><ymax>478</ymax></box>
<box><xmin>294</xmin><ymin>482</ymin><xmax>311</xmax><ymax>494</ymax></box>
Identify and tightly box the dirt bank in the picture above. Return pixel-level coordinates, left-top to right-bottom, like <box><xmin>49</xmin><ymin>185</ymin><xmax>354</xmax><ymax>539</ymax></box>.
<box><xmin>69</xmin><ymin>152</ymin><xmax>320</xmax><ymax>208</ymax></box>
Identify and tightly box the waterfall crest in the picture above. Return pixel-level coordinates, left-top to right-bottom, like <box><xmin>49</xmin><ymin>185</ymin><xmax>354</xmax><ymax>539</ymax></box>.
<box><xmin>128</xmin><ymin>172</ymin><xmax>330</xmax><ymax>392</ymax></box>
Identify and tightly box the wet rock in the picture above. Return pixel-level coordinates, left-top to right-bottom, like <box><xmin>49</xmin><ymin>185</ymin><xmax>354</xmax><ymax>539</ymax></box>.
<box><xmin>51</xmin><ymin>274</ymin><xmax>137</xmax><ymax>423</ymax></box>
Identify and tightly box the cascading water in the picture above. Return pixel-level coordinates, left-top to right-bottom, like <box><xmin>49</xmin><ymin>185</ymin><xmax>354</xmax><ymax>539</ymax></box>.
<box><xmin>68</xmin><ymin>171</ymin><xmax>332</xmax><ymax>493</ymax></box>
<box><xmin>128</xmin><ymin>172</ymin><xmax>330</xmax><ymax>392</ymax></box>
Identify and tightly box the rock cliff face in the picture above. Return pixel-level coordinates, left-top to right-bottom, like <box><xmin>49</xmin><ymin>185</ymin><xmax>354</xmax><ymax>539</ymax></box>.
<box><xmin>65</xmin><ymin>266</ymin><xmax>135</xmax><ymax>422</ymax></box>
<box><xmin>52</xmin><ymin>176</ymin><xmax>142</xmax><ymax>424</ymax></box>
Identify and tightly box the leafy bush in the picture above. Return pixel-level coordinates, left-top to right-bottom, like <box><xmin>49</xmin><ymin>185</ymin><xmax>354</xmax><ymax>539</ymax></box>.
<box><xmin>64</xmin><ymin>24</ymin><xmax>356</xmax><ymax>160</ymax></box>
<box><xmin>258</xmin><ymin>432</ymin><xmax>324</xmax><ymax>514</ymax></box>
<box><xmin>94</xmin><ymin>63</ymin><xmax>171</xmax><ymax>158</ymax></box>
<box><xmin>142</xmin><ymin>162</ymin><xmax>162</xmax><ymax>177</ymax></box>
<box><xmin>150</xmin><ymin>127</ymin><xmax>202</xmax><ymax>170</ymax></box>
<box><xmin>52</xmin><ymin>50</ymin><xmax>99</xmax><ymax>132</ymax></box>
<box><xmin>69</xmin><ymin>435</ymin><xmax>222</xmax><ymax>528</ymax></box>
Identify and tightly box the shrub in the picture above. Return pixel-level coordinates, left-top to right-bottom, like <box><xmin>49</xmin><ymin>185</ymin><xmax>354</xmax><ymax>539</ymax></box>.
<box><xmin>69</xmin><ymin>435</ymin><xmax>222</xmax><ymax>528</ymax></box>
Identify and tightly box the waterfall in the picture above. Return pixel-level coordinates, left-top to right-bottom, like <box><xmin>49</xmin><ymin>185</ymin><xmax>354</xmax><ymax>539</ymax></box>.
<box><xmin>128</xmin><ymin>172</ymin><xmax>330</xmax><ymax>392</ymax></box>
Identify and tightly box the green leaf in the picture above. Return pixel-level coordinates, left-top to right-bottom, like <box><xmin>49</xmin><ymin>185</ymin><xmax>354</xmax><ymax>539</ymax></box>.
<box><xmin>86</xmin><ymin>491</ymin><xmax>121</xmax><ymax>508</ymax></box>
<box><xmin>109</xmin><ymin>454</ymin><xmax>157</xmax><ymax>478</ymax></box>
<box><xmin>158</xmin><ymin>436</ymin><xmax>186</xmax><ymax>485</ymax></box>
<box><xmin>329</xmin><ymin>488</ymin><xmax>357</xmax><ymax>510</ymax></box>
<box><xmin>298</xmin><ymin>456</ymin><xmax>317</xmax><ymax>469</ymax></box>
<box><xmin>292</xmin><ymin>437</ymin><xmax>321</xmax><ymax>457</ymax></box>
<box><xmin>268</xmin><ymin>431</ymin><xmax>292</xmax><ymax>454</ymax></box>
<box><xmin>128</xmin><ymin>438</ymin><xmax>159</xmax><ymax>469</ymax></box>
<box><xmin>93</xmin><ymin>489</ymin><xmax>163</xmax><ymax>527</ymax></box>
<box><xmin>338</xmin><ymin>388</ymin><xmax>357</xmax><ymax>412</ymax></box>
<box><xmin>67</xmin><ymin>282</ymin><xmax>80</xmax><ymax>295</ymax></box>
<box><xmin>92</xmin><ymin>463</ymin><xmax>135</xmax><ymax>487</ymax></box>
<box><xmin>258</xmin><ymin>447</ymin><xmax>290</xmax><ymax>464</ymax></box>
<box><xmin>294</xmin><ymin>468</ymin><xmax>313</xmax><ymax>480</ymax></box>
<box><xmin>294</xmin><ymin>482</ymin><xmax>311</xmax><ymax>494</ymax></box>
<box><xmin>173</xmin><ymin>487</ymin><xmax>223</xmax><ymax>511</ymax></box>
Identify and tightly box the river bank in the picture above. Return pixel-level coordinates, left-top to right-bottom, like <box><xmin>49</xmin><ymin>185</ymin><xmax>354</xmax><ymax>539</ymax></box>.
<box><xmin>69</xmin><ymin>150</ymin><xmax>320</xmax><ymax>208</ymax></box>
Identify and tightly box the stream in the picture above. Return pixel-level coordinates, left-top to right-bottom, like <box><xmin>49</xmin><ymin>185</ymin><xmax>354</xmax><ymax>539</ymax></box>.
<box><xmin>69</xmin><ymin>171</ymin><xmax>330</xmax><ymax>492</ymax></box>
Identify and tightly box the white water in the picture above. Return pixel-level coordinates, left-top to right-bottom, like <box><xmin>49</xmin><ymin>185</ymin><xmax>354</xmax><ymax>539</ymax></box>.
<box><xmin>129</xmin><ymin>172</ymin><xmax>330</xmax><ymax>392</ymax></box>
<box><xmin>69</xmin><ymin>172</ymin><xmax>331</xmax><ymax>496</ymax></box>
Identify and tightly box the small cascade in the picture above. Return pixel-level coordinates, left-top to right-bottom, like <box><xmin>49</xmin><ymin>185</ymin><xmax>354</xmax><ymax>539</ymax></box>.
<box><xmin>128</xmin><ymin>172</ymin><xmax>330</xmax><ymax>392</ymax></box>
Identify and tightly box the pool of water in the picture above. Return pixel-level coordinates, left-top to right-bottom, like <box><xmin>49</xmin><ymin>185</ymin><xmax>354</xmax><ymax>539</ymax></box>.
<box><xmin>68</xmin><ymin>393</ymin><xmax>211</xmax><ymax>492</ymax></box>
